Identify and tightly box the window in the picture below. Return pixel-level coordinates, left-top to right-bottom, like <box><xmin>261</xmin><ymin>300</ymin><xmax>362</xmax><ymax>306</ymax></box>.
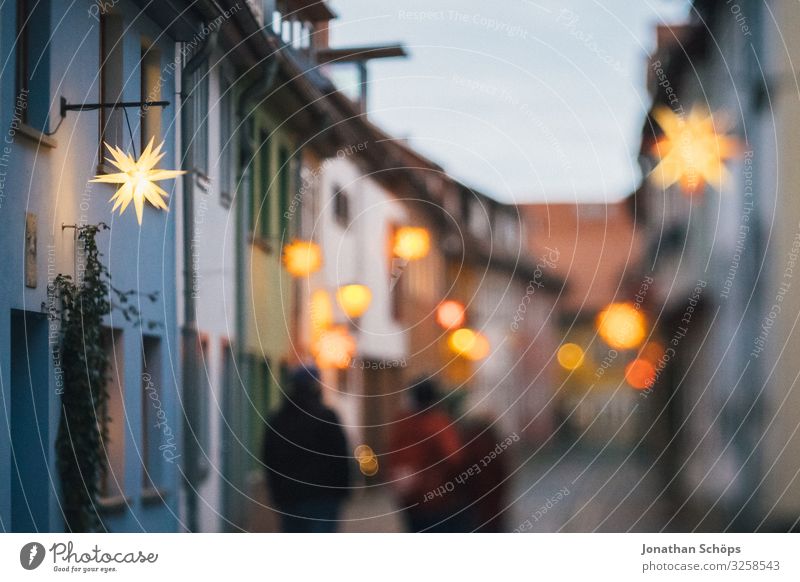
<box><xmin>255</xmin><ymin>130</ymin><xmax>271</xmax><ymax>238</ymax></box>
<box><xmin>139</xmin><ymin>42</ymin><xmax>162</xmax><ymax>151</ymax></box>
<box><xmin>16</xmin><ymin>0</ymin><xmax>51</xmax><ymax>132</ymax></box>
<box><xmin>141</xmin><ymin>335</ymin><xmax>165</xmax><ymax>491</ymax></box>
<box><xmin>389</xmin><ymin>224</ymin><xmax>405</xmax><ymax>321</ymax></box>
<box><xmin>299</xmin><ymin>166</ymin><xmax>315</xmax><ymax>237</ymax></box>
<box><xmin>189</xmin><ymin>61</ymin><xmax>209</xmax><ymax>175</ymax></box>
<box><xmin>333</xmin><ymin>184</ymin><xmax>350</xmax><ymax>227</ymax></box>
<box><xmin>196</xmin><ymin>338</ymin><xmax>211</xmax><ymax>473</ymax></box>
<box><xmin>248</xmin><ymin>355</ymin><xmax>272</xmax><ymax>471</ymax></box>
<box><xmin>278</xmin><ymin>146</ymin><xmax>291</xmax><ymax>236</ymax></box>
<box><xmin>101</xmin><ymin>328</ymin><xmax>125</xmax><ymax>500</ymax></box>
<box><xmin>182</xmin><ymin>333</ymin><xmax>211</xmax><ymax>484</ymax></box>
<box><xmin>218</xmin><ymin>83</ymin><xmax>235</xmax><ymax>208</ymax></box>
<box><xmin>99</xmin><ymin>13</ymin><xmax>124</xmax><ymax>157</ymax></box>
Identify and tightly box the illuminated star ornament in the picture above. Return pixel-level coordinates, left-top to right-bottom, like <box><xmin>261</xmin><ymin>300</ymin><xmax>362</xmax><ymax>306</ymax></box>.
<box><xmin>91</xmin><ymin>138</ymin><xmax>185</xmax><ymax>224</ymax></box>
<box><xmin>649</xmin><ymin>106</ymin><xmax>740</xmax><ymax>195</ymax></box>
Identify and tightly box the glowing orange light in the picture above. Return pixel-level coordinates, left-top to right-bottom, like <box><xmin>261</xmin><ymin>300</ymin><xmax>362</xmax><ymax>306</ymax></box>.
<box><xmin>354</xmin><ymin>444</ymin><xmax>375</xmax><ymax>462</ymax></box>
<box><xmin>283</xmin><ymin>240</ymin><xmax>322</xmax><ymax>277</ymax></box>
<box><xmin>336</xmin><ymin>284</ymin><xmax>372</xmax><ymax>318</ymax></box>
<box><xmin>393</xmin><ymin>226</ymin><xmax>430</xmax><ymax>261</ymax></box>
<box><xmin>314</xmin><ymin>326</ymin><xmax>356</xmax><ymax>369</ymax></box>
<box><xmin>310</xmin><ymin>290</ymin><xmax>333</xmax><ymax>337</ymax></box>
<box><xmin>448</xmin><ymin>328</ymin><xmax>490</xmax><ymax>361</ymax></box>
<box><xmin>596</xmin><ymin>302</ymin><xmax>647</xmax><ymax>350</ymax></box>
<box><xmin>557</xmin><ymin>343</ymin><xmax>585</xmax><ymax>370</ymax></box>
<box><xmin>354</xmin><ymin>444</ymin><xmax>379</xmax><ymax>476</ymax></box>
<box><xmin>359</xmin><ymin>457</ymin><xmax>379</xmax><ymax>477</ymax></box>
<box><xmin>625</xmin><ymin>358</ymin><xmax>656</xmax><ymax>390</ymax></box>
<box><xmin>436</xmin><ymin>300</ymin><xmax>466</xmax><ymax>329</ymax></box>
<box><xmin>649</xmin><ymin>106</ymin><xmax>740</xmax><ymax>195</ymax></box>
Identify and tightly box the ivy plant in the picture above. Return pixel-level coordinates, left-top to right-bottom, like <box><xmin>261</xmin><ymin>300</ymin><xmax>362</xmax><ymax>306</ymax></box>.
<box><xmin>47</xmin><ymin>224</ymin><xmax>158</xmax><ymax>532</ymax></box>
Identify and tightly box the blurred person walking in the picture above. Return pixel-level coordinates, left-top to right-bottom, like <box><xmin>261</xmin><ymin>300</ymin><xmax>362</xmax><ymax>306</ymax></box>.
<box><xmin>262</xmin><ymin>366</ymin><xmax>351</xmax><ymax>532</ymax></box>
<box><xmin>457</xmin><ymin>417</ymin><xmax>511</xmax><ymax>532</ymax></box>
<box><xmin>386</xmin><ymin>378</ymin><xmax>465</xmax><ymax>532</ymax></box>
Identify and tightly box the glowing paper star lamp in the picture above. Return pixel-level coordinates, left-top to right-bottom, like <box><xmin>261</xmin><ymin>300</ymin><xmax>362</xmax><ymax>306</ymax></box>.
<box><xmin>283</xmin><ymin>240</ymin><xmax>322</xmax><ymax>277</ymax></box>
<box><xmin>557</xmin><ymin>343</ymin><xmax>585</xmax><ymax>371</ymax></box>
<box><xmin>436</xmin><ymin>300</ymin><xmax>466</xmax><ymax>329</ymax></box>
<box><xmin>649</xmin><ymin>106</ymin><xmax>740</xmax><ymax>195</ymax></box>
<box><xmin>90</xmin><ymin>138</ymin><xmax>185</xmax><ymax>225</ymax></box>
<box><xmin>596</xmin><ymin>302</ymin><xmax>647</xmax><ymax>350</ymax></box>
<box><xmin>625</xmin><ymin>358</ymin><xmax>656</xmax><ymax>390</ymax></box>
<box><xmin>448</xmin><ymin>328</ymin><xmax>490</xmax><ymax>361</ymax></box>
<box><xmin>336</xmin><ymin>284</ymin><xmax>372</xmax><ymax>318</ymax></box>
<box><xmin>393</xmin><ymin>226</ymin><xmax>430</xmax><ymax>261</ymax></box>
<box><xmin>314</xmin><ymin>326</ymin><xmax>356</xmax><ymax>369</ymax></box>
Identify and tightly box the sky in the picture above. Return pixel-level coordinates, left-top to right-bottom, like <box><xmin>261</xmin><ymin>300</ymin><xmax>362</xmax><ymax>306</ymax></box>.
<box><xmin>328</xmin><ymin>0</ymin><xmax>691</xmax><ymax>203</ymax></box>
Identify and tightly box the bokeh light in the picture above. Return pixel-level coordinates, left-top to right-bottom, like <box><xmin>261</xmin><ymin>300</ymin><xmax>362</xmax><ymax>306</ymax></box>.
<box><xmin>283</xmin><ymin>240</ymin><xmax>322</xmax><ymax>277</ymax></box>
<box><xmin>336</xmin><ymin>284</ymin><xmax>372</xmax><ymax>318</ymax></box>
<box><xmin>314</xmin><ymin>326</ymin><xmax>356</xmax><ymax>369</ymax></box>
<box><xmin>625</xmin><ymin>358</ymin><xmax>656</xmax><ymax>390</ymax></box>
<box><xmin>310</xmin><ymin>290</ymin><xmax>333</xmax><ymax>336</ymax></box>
<box><xmin>557</xmin><ymin>343</ymin><xmax>585</xmax><ymax>370</ymax></box>
<box><xmin>448</xmin><ymin>328</ymin><xmax>491</xmax><ymax>361</ymax></box>
<box><xmin>355</xmin><ymin>444</ymin><xmax>379</xmax><ymax>476</ymax></box>
<box><xmin>596</xmin><ymin>302</ymin><xmax>647</xmax><ymax>350</ymax></box>
<box><xmin>393</xmin><ymin>226</ymin><xmax>430</xmax><ymax>260</ymax></box>
<box><xmin>436</xmin><ymin>300</ymin><xmax>466</xmax><ymax>329</ymax></box>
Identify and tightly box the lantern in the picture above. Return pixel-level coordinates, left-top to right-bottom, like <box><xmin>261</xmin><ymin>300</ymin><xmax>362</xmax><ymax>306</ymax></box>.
<box><xmin>393</xmin><ymin>226</ymin><xmax>430</xmax><ymax>261</ymax></box>
<box><xmin>436</xmin><ymin>300</ymin><xmax>466</xmax><ymax>329</ymax></box>
<box><xmin>283</xmin><ymin>240</ymin><xmax>322</xmax><ymax>277</ymax></box>
<box><xmin>90</xmin><ymin>138</ymin><xmax>185</xmax><ymax>225</ymax></box>
<box><xmin>595</xmin><ymin>302</ymin><xmax>647</xmax><ymax>350</ymax></box>
<box><xmin>336</xmin><ymin>284</ymin><xmax>372</xmax><ymax>318</ymax></box>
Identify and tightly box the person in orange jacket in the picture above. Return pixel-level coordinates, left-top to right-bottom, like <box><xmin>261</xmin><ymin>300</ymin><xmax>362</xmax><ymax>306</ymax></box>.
<box><xmin>386</xmin><ymin>377</ymin><xmax>466</xmax><ymax>532</ymax></box>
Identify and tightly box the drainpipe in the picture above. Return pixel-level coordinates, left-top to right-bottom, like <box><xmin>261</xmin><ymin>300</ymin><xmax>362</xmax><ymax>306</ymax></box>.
<box><xmin>179</xmin><ymin>26</ymin><xmax>218</xmax><ymax>533</ymax></box>
<box><xmin>229</xmin><ymin>55</ymin><xmax>278</xmax><ymax>530</ymax></box>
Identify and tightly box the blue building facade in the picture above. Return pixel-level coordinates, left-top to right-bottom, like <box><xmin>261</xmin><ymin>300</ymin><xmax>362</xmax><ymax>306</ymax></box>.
<box><xmin>0</xmin><ymin>0</ymin><xmax>195</xmax><ymax>532</ymax></box>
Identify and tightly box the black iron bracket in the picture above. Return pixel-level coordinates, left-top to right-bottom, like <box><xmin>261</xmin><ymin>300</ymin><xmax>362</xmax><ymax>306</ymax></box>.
<box><xmin>60</xmin><ymin>96</ymin><xmax>170</xmax><ymax>118</ymax></box>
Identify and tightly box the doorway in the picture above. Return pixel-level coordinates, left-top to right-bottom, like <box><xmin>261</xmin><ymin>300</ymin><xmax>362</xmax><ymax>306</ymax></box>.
<box><xmin>10</xmin><ymin>309</ymin><xmax>51</xmax><ymax>532</ymax></box>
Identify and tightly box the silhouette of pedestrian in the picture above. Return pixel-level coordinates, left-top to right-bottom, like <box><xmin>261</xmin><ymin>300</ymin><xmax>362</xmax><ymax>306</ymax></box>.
<box><xmin>262</xmin><ymin>366</ymin><xmax>351</xmax><ymax>532</ymax></box>
<box><xmin>386</xmin><ymin>377</ymin><xmax>465</xmax><ymax>532</ymax></box>
<box><xmin>457</xmin><ymin>416</ymin><xmax>510</xmax><ymax>532</ymax></box>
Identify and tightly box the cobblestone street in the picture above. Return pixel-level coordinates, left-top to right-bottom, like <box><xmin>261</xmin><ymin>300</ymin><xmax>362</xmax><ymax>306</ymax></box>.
<box><xmin>507</xmin><ymin>445</ymin><xmax>672</xmax><ymax>532</ymax></box>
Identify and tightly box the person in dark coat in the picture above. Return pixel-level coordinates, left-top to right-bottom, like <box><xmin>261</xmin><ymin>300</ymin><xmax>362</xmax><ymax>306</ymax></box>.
<box><xmin>457</xmin><ymin>417</ymin><xmax>510</xmax><ymax>532</ymax></box>
<box><xmin>262</xmin><ymin>366</ymin><xmax>351</xmax><ymax>532</ymax></box>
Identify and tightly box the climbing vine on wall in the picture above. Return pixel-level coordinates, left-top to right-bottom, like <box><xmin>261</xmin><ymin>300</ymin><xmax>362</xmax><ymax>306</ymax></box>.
<box><xmin>47</xmin><ymin>224</ymin><xmax>158</xmax><ymax>532</ymax></box>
